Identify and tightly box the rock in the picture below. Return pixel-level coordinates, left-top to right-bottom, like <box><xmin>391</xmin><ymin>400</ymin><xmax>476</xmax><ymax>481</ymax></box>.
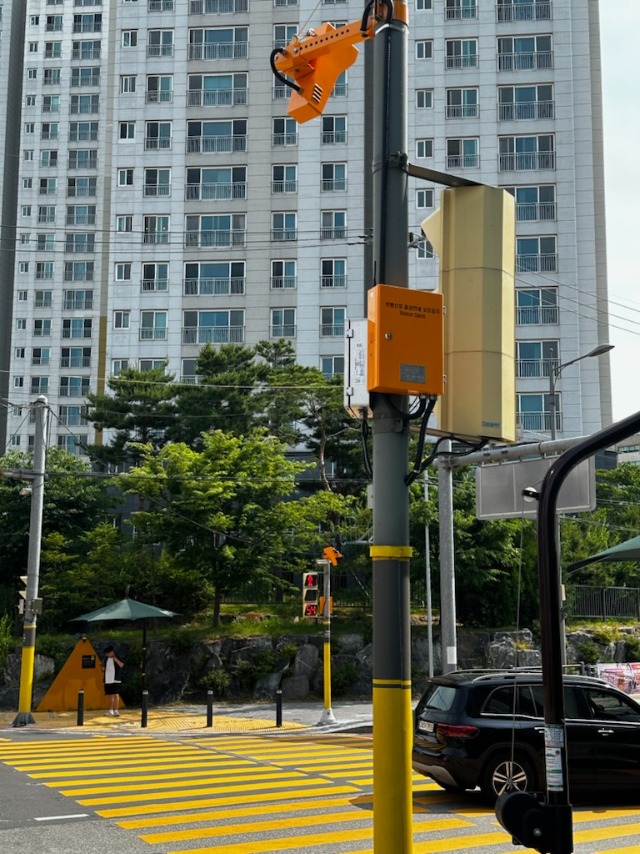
<box><xmin>281</xmin><ymin>675</ymin><xmax>310</xmax><ymax>700</ymax></box>
<box><xmin>291</xmin><ymin>644</ymin><xmax>319</xmax><ymax>678</ymax></box>
<box><xmin>254</xmin><ymin>670</ymin><xmax>284</xmax><ymax>700</ymax></box>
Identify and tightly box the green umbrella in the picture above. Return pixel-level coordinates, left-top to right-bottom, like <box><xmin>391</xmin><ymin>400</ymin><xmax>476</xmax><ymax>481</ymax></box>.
<box><xmin>70</xmin><ymin>598</ymin><xmax>180</xmax><ymax>689</ymax></box>
<box><xmin>567</xmin><ymin>535</ymin><xmax>640</xmax><ymax>573</ymax></box>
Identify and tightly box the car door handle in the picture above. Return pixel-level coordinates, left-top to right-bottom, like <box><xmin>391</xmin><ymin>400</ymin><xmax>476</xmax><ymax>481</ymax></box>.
<box><xmin>597</xmin><ymin>728</ymin><xmax>615</xmax><ymax>736</ymax></box>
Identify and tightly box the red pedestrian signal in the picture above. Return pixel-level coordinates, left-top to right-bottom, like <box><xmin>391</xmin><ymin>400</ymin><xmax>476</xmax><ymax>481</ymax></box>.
<box><xmin>302</xmin><ymin>571</ymin><xmax>319</xmax><ymax>618</ymax></box>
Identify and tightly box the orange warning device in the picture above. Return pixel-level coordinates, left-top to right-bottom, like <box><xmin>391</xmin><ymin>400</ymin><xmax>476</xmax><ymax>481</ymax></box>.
<box><xmin>367</xmin><ymin>284</ymin><xmax>444</xmax><ymax>396</ymax></box>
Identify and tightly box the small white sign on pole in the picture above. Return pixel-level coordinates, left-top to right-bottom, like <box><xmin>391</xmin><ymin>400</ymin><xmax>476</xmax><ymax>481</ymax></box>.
<box><xmin>476</xmin><ymin>456</ymin><xmax>596</xmax><ymax>520</ymax></box>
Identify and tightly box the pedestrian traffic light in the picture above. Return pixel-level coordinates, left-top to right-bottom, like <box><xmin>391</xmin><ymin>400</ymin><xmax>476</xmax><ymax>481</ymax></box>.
<box><xmin>17</xmin><ymin>576</ymin><xmax>27</xmax><ymax>616</ymax></box>
<box><xmin>302</xmin><ymin>571</ymin><xmax>319</xmax><ymax>618</ymax></box>
<box><xmin>323</xmin><ymin>546</ymin><xmax>343</xmax><ymax>566</ymax></box>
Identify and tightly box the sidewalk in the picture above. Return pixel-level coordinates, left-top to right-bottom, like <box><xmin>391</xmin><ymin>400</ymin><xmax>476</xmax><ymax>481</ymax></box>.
<box><xmin>0</xmin><ymin>700</ymin><xmax>374</xmax><ymax>736</ymax></box>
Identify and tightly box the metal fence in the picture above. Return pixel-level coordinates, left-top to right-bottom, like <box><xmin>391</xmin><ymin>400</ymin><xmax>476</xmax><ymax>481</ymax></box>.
<box><xmin>568</xmin><ymin>585</ymin><xmax>640</xmax><ymax>620</ymax></box>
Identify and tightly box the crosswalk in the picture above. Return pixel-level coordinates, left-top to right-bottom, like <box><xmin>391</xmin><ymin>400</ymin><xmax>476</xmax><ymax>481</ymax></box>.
<box><xmin>0</xmin><ymin>732</ymin><xmax>639</xmax><ymax>853</ymax></box>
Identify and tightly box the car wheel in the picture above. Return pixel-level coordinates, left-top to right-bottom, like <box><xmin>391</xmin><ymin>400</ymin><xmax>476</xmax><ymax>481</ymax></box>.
<box><xmin>481</xmin><ymin>752</ymin><xmax>537</xmax><ymax>803</ymax></box>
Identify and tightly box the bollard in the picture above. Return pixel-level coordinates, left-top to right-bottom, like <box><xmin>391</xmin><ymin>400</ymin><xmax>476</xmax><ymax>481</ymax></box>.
<box><xmin>77</xmin><ymin>689</ymin><xmax>84</xmax><ymax>726</ymax></box>
<box><xmin>206</xmin><ymin>689</ymin><xmax>213</xmax><ymax>728</ymax></box>
<box><xmin>141</xmin><ymin>689</ymin><xmax>148</xmax><ymax>728</ymax></box>
<box><xmin>276</xmin><ymin>688</ymin><xmax>283</xmax><ymax>728</ymax></box>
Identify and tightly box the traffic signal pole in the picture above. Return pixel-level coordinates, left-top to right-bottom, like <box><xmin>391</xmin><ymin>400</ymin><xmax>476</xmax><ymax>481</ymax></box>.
<box><xmin>370</xmin><ymin>4</ymin><xmax>414</xmax><ymax>852</ymax></box>
<box><xmin>317</xmin><ymin>558</ymin><xmax>336</xmax><ymax>725</ymax></box>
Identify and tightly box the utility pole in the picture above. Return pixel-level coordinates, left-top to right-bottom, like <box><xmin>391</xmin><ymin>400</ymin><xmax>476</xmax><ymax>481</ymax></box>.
<box><xmin>369</xmin><ymin>3</ymin><xmax>414</xmax><ymax>852</ymax></box>
<box><xmin>13</xmin><ymin>396</ymin><xmax>48</xmax><ymax>727</ymax></box>
<box><xmin>317</xmin><ymin>557</ymin><xmax>336</xmax><ymax>725</ymax></box>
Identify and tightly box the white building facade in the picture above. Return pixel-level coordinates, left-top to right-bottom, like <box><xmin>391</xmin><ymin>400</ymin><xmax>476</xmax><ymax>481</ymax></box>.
<box><xmin>3</xmin><ymin>0</ymin><xmax>612</xmax><ymax>454</ymax></box>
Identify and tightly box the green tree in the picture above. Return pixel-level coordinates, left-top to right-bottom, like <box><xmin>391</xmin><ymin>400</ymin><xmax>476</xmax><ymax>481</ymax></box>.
<box><xmin>118</xmin><ymin>431</ymin><xmax>352</xmax><ymax>625</ymax></box>
<box><xmin>0</xmin><ymin>448</ymin><xmax>111</xmax><ymax>598</ymax></box>
<box><xmin>85</xmin><ymin>365</ymin><xmax>179</xmax><ymax>465</ymax></box>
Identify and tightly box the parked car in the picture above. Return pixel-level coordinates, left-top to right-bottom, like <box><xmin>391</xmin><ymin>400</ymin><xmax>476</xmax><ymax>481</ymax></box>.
<box><xmin>412</xmin><ymin>669</ymin><xmax>640</xmax><ymax>802</ymax></box>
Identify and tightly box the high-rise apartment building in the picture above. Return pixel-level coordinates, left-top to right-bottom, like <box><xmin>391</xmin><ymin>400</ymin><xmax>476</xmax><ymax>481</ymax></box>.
<box><xmin>2</xmin><ymin>0</ymin><xmax>612</xmax><ymax>454</ymax></box>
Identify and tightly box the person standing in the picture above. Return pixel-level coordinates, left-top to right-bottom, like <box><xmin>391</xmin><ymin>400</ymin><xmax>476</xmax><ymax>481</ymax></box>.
<box><xmin>103</xmin><ymin>645</ymin><xmax>124</xmax><ymax>716</ymax></box>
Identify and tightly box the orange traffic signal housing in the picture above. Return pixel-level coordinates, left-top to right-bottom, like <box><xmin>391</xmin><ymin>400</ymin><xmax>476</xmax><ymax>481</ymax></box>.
<box><xmin>323</xmin><ymin>546</ymin><xmax>343</xmax><ymax>566</ymax></box>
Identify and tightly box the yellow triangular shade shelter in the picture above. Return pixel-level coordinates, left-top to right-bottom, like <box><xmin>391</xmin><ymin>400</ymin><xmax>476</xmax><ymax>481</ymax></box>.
<box><xmin>36</xmin><ymin>636</ymin><xmax>119</xmax><ymax>712</ymax></box>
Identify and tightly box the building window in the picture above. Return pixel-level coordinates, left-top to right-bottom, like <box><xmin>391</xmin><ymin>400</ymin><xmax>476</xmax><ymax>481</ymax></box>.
<box><xmin>497</xmin><ymin>0</ymin><xmax>552</xmax><ymax>23</ymax></box>
<box><xmin>322</xmin><ymin>115</ymin><xmax>347</xmax><ymax>144</ymax></box>
<box><xmin>67</xmin><ymin>177</ymin><xmax>97</xmax><ymax>197</ymax></box>
<box><xmin>498</xmin><ymin>84</ymin><xmax>554</xmax><ymax>120</ymax></box>
<box><xmin>416</xmin><ymin>40</ymin><xmax>433</xmax><ymax>60</ymax></box>
<box><xmin>516</xmin><ymin>235</ymin><xmax>557</xmax><ymax>272</ymax></box>
<box><xmin>446</xmin><ymin>87</ymin><xmax>479</xmax><ymax>119</ymax></box>
<box><xmin>188</xmin><ymin>27</ymin><xmax>248</xmax><ymax>60</ymax></box>
<box><xmin>73</xmin><ymin>13</ymin><xmax>102</xmax><ymax>33</ymax></box>
<box><xmin>320</xmin><ymin>356</ymin><xmax>345</xmax><ymax>377</ymax></box>
<box><xmin>446</xmin><ymin>137</ymin><xmax>479</xmax><ymax>169</ymax></box>
<box><xmin>42</xmin><ymin>122</ymin><xmax>59</xmax><ymax>140</ymax></box>
<box><xmin>416</xmin><ymin>0</ymin><xmax>432</xmax><ymax>9</ymax></box>
<box><xmin>271</xmin><ymin>308</ymin><xmax>296</xmax><ymax>338</ymax></box>
<box><xmin>148</xmin><ymin>29</ymin><xmax>175</xmax><ymax>58</ymax></box>
<box><xmin>271</xmin><ymin>212</ymin><xmax>297</xmax><ymax>242</ymax></box>
<box><xmin>59</xmin><ymin>376</ymin><xmax>91</xmax><ymax>398</ymax></box>
<box><xmin>60</xmin><ymin>347</ymin><xmax>91</xmax><ymax>369</ymax></box>
<box><xmin>497</xmin><ymin>35</ymin><xmax>552</xmax><ymax>71</ymax></box>
<box><xmin>182</xmin><ymin>310</ymin><xmax>245</xmax><ymax>345</ymax></box>
<box><xmin>143</xmin><ymin>216</ymin><xmax>170</xmax><ymax>245</ymax></box>
<box><xmin>120</xmin><ymin>75</ymin><xmax>137</xmax><ymax>94</ymax></box>
<box><xmin>274</xmin><ymin>24</ymin><xmax>297</xmax><ymax>50</ymax></box>
<box><xmin>62</xmin><ymin>318</ymin><xmax>92</xmax><ymax>339</ymax></box>
<box><xmin>445</xmin><ymin>0</ymin><xmax>477</xmax><ymax>19</ymax></box>
<box><xmin>416</xmin><ymin>189</ymin><xmax>434</xmax><ymax>209</ymax></box>
<box><xmin>44</xmin><ymin>42</ymin><xmax>62</xmax><ymax>58</ymax></box>
<box><xmin>187</xmin><ymin>73</ymin><xmax>245</xmax><ymax>106</ymax></box>
<box><xmin>142</xmin><ymin>262</ymin><xmax>169</xmax><ymax>292</ymax></box>
<box><xmin>321</xmin><ymin>258</ymin><xmax>347</xmax><ymax>288</ymax></box>
<box><xmin>146</xmin><ymin>75</ymin><xmax>174</xmax><ymax>103</ymax></box>
<box><xmin>70</xmin><ymin>94</ymin><xmax>99</xmax><ymax>113</ymax></box>
<box><xmin>69</xmin><ymin>121</ymin><xmax>98</xmax><ymax>142</ymax></box>
<box><xmin>417</xmin><ymin>239</ymin><xmax>435</xmax><ymax>260</ymax></box>
<box><xmin>445</xmin><ymin>38</ymin><xmax>478</xmax><ymax>69</ymax></box>
<box><xmin>65</xmin><ymin>261</ymin><xmax>94</xmax><ymax>281</ymax></box>
<box><xmin>42</xmin><ymin>96</ymin><xmax>61</xmax><ymax>113</ymax></box>
<box><xmin>34</xmin><ymin>290</ymin><xmax>53</xmax><ymax>308</ymax></box>
<box><xmin>117</xmin><ymin>215</ymin><xmax>134</xmax><ymax>233</ymax></box>
<box><xmin>186</xmin><ymin>214</ymin><xmax>246</xmax><ymax>248</ymax></box>
<box><xmin>36</xmin><ymin>262</ymin><xmax>55</xmax><ymax>279</ymax></box>
<box><xmin>32</xmin><ymin>348</ymin><xmax>50</xmax><ymax>366</ymax></box>
<box><xmin>63</xmin><ymin>289</ymin><xmax>93</xmax><ymax>310</ymax></box>
<box><xmin>33</xmin><ymin>319</ymin><xmax>52</xmax><ymax>336</ymax></box>
<box><xmin>59</xmin><ymin>405</ymin><xmax>88</xmax><ymax>426</ymax></box>
<box><xmin>46</xmin><ymin>15</ymin><xmax>63</xmax><ymax>31</ymax></box>
<box><xmin>66</xmin><ymin>204</ymin><xmax>96</xmax><ymax>226</ymax></box>
<box><xmin>114</xmin><ymin>311</ymin><xmax>130</xmax><ymax>329</ymax></box>
<box><xmin>37</xmin><ymin>233</ymin><xmax>55</xmax><ymax>251</ymax></box>
<box><xmin>321</xmin><ymin>163</ymin><xmax>347</xmax><ymax>192</ymax></box>
<box><xmin>68</xmin><ymin>150</ymin><xmax>98</xmax><ymax>169</ymax></box>
<box><xmin>272</xmin><ymin>117</ymin><xmax>298</xmax><ymax>146</ymax></box>
<box><xmin>321</xmin><ymin>307</ymin><xmax>346</xmax><ymax>337</ymax></box>
<box><xmin>187</xmin><ymin>119</ymin><xmax>246</xmax><ymax>153</ymax></box>
<box><xmin>111</xmin><ymin>361</ymin><xmax>130</xmax><ymax>377</ymax></box>
<box><xmin>185</xmin><ymin>166</ymin><xmax>245</xmax><ymax>201</ymax></box>
<box><xmin>516</xmin><ymin>287</ymin><xmax>558</xmax><ymax>325</ymax></box>
<box><xmin>72</xmin><ymin>40</ymin><xmax>101</xmax><ymax>60</ymax></box>
<box><xmin>416</xmin><ymin>138</ymin><xmax>434</xmax><ymax>159</ymax></box>
<box><xmin>31</xmin><ymin>377</ymin><xmax>50</xmax><ymax>395</ymax></box>
<box><xmin>271</xmin><ymin>260</ymin><xmax>297</xmax><ymax>290</ymax></box>
<box><xmin>517</xmin><ymin>392</ymin><xmax>555</xmax><ymax>433</ymax></box>
<box><xmin>119</xmin><ymin>122</ymin><xmax>135</xmax><ymax>140</ymax></box>
<box><xmin>43</xmin><ymin>69</ymin><xmax>61</xmax><ymax>85</ymax></box>
<box><xmin>71</xmin><ymin>67</ymin><xmax>100</xmax><ymax>87</ymax></box>
<box><xmin>115</xmin><ymin>263</ymin><xmax>132</xmax><ymax>281</ymax></box>
<box><xmin>321</xmin><ymin>210</ymin><xmax>346</xmax><ymax>240</ymax></box>
<box><xmin>140</xmin><ymin>311</ymin><xmax>168</xmax><ymax>341</ymax></box>
<box><xmin>272</xmin><ymin>164</ymin><xmax>297</xmax><ymax>194</ymax></box>
<box><xmin>503</xmin><ymin>185</ymin><xmax>556</xmax><ymax>221</ymax></box>
<box><xmin>118</xmin><ymin>169</ymin><xmax>134</xmax><ymax>187</ymax></box>
<box><xmin>516</xmin><ymin>340</ymin><xmax>558</xmax><ymax>378</ymax></box>
<box><xmin>416</xmin><ymin>89</ymin><xmax>433</xmax><ymax>109</ymax></box>
<box><xmin>499</xmin><ymin>134</ymin><xmax>555</xmax><ymax>171</ymax></box>
<box><xmin>122</xmin><ymin>30</ymin><xmax>138</xmax><ymax>47</ymax></box>
<box><xmin>19</xmin><ymin>263</ymin><xmax>30</xmax><ymax>274</ymax></box>
<box><xmin>145</xmin><ymin>121</ymin><xmax>172</xmax><ymax>150</ymax></box>
<box><xmin>183</xmin><ymin>261</ymin><xmax>245</xmax><ymax>295</ymax></box>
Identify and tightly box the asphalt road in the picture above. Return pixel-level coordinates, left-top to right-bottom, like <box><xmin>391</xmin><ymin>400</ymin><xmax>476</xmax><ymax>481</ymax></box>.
<box><xmin>1</xmin><ymin>721</ymin><xmax>640</xmax><ymax>854</ymax></box>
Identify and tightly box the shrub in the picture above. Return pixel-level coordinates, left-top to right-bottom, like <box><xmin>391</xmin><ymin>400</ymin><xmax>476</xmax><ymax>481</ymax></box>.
<box><xmin>331</xmin><ymin>660</ymin><xmax>359</xmax><ymax>696</ymax></box>
<box><xmin>623</xmin><ymin>634</ymin><xmax>640</xmax><ymax>663</ymax></box>
<box><xmin>576</xmin><ymin>641</ymin><xmax>601</xmax><ymax>665</ymax></box>
<box><xmin>200</xmin><ymin>668</ymin><xmax>231</xmax><ymax>699</ymax></box>
<box><xmin>0</xmin><ymin>615</ymin><xmax>14</xmax><ymax>671</ymax></box>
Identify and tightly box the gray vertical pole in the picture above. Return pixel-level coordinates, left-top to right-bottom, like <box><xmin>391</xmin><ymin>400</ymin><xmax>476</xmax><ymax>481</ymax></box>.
<box><xmin>438</xmin><ymin>441</ymin><xmax>457</xmax><ymax>674</ymax></box>
<box><xmin>13</xmin><ymin>396</ymin><xmax>48</xmax><ymax>727</ymax></box>
<box><xmin>423</xmin><ymin>473</ymin><xmax>434</xmax><ymax>678</ymax></box>
<box><xmin>370</xmin><ymin>4</ymin><xmax>414</xmax><ymax>852</ymax></box>
<box><xmin>318</xmin><ymin>558</ymin><xmax>336</xmax><ymax>725</ymax></box>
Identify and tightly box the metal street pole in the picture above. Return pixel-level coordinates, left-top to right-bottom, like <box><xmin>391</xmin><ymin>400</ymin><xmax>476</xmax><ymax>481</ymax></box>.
<box><xmin>423</xmin><ymin>473</ymin><xmax>434</xmax><ymax>678</ymax></box>
<box><xmin>370</xmin><ymin>3</ymin><xmax>414</xmax><ymax>852</ymax></box>
<box><xmin>13</xmin><ymin>395</ymin><xmax>48</xmax><ymax>727</ymax></box>
<box><xmin>317</xmin><ymin>558</ymin><xmax>336</xmax><ymax>725</ymax></box>
<box><xmin>438</xmin><ymin>441</ymin><xmax>456</xmax><ymax>675</ymax></box>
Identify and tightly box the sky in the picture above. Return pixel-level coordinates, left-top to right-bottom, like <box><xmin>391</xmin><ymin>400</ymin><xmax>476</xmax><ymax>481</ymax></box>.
<box><xmin>600</xmin><ymin>2</ymin><xmax>640</xmax><ymax>421</ymax></box>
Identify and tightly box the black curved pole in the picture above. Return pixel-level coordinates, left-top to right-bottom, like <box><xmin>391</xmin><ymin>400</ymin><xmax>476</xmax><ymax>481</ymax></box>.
<box><xmin>537</xmin><ymin>409</ymin><xmax>640</xmax><ymax>853</ymax></box>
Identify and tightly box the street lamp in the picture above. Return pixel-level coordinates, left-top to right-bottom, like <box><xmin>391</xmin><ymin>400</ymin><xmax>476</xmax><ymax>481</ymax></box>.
<box><xmin>548</xmin><ymin>344</ymin><xmax>614</xmax><ymax>439</ymax></box>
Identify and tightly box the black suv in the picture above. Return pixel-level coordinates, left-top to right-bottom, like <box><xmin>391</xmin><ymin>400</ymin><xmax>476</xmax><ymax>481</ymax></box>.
<box><xmin>412</xmin><ymin>670</ymin><xmax>640</xmax><ymax>802</ymax></box>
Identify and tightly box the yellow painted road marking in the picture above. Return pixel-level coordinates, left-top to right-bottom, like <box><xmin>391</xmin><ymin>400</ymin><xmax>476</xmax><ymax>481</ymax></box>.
<box><xmin>60</xmin><ymin>768</ymin><xmax>307</xmax><ymax>797</ymax></box>
<box><xmin>574</xmin><ymin>823</ymin><xmax>640</xmax><ymax>844</ymax></box>
<box><xmin>78</xmin><ymin>774</ymin><xmax>344</xmax><ymax>806</ymax></box>
<box><xmin>12</xmin><ymin>753</ymin><xmax>220</xmax><ymax>772</ymax></box>
<box><xmin>42</xmin><ymin>764</ymin><xmax>256</xmax><ymax>786</ymax></box>
<box><xmin>97</xmin><ymin>785</ymin><xmax>360</xmax><ymax>818</ymax></box>
<box><xmin>117</xmin><ymin>796</ymin><xmax>359</xmax><ymax>829</ymax></box>
<box><xmin>142</xmin><ymin>808</ymin><xmax>464</xmax><ymax>845</ymax></box>
<box><xmin>33</xmin><ymin>758</ymin><xmax>255</xmax><ymax>781</ymax></box>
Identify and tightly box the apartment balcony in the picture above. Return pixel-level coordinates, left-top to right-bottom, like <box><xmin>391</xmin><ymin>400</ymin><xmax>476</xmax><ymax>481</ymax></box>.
<box><xmin>321</xmin><ymin>130</ymin><xmax>348</xmax><ymax>144</ymax></box>
<box><xmin>445</xmin><ymin>55</ymin><xmax>478</xmax><ymax>70</ymax></box>
<box><xmin>270</xmin><ymin>276</ymin><xmax>297</xmax><ymax>289</ymax></box>
<box><xmin>183</xmin><ymin>277</ymin><xmax>245</xmax><ymax>295</ymax></box>
<box><xmin>445</xmin><ymin>4</ymin><xmax>478</xmax><ymax>20</ymax></box>
<box><xmin>321</xmin><ymin>275</ymin><xmax>347</xmax><ymax>288</ymax></box>
<box><xmin>184</xmin><ymin>230</ymin><xmax>246</xmax><ymax>248</ymax></box>
<box><xmin>517</xmin><ymin>411</ymin><xmax>559</xmax><ymax>434</ymax></box>
<box><xmin>185</xmin><ymin>182</ymin><xmax>246</xmax><ymax>201</ymax></box>
<box><xmin>270</xmin><ymin>324</ymin><xmax>296</xmax><ymax>338</ymax></box>
<box><xmin>145</xmin><ymin>137</ymin><xmax>173</xmax><ymax>150</ymax></box>
<box><xmin>272</xmin><ymin>180</ymin><xmax>298</xmax><ymax>193</ymax></box>
<box><xmin>31</xmin><ymin>355</ymin><xmax>51</xmax><ymax>367</ymax></box>
<box><xmin>516</xmin><ymin>305</ymin><xmax>558</xmax><ymax>325</ymax></box>
<box><xmin>147</xmin><ymin>44</ymin><xmax>175</xmax><ymax>58</ymax></box>
<box><xmin>445</xmin><ymin>104</ymin><xmax>479</xmax><ymax>119</ymax></box>
<box><xmin>498</xmin><ymin>52</ymin><xmax>553</xmax><ymax>71</ymax></box>
<box><xmin>499</xmin><ymin>101</ymin><xmax>554</xmax><ymax>121</ymax></box>
<box><xmin>516</xmin><ymin>358</ymin><xmax>556</xmax><ymax>379</ymax></box>
<box><xmin>139</xmin><ymin>328</ymin><xmax>168</xmax><ymax>341</ymax></box>
<box><xmin>446</xmin><ymin>154</ymin><xmax>480</xmax><ymax>169</ymax></box>
<box><xmin>271</xmin><ymin>228</ymin><xmax>298</xmax><ymax>242</ymax></box>
<box><xmin>182</xmin><ymin>325</ymin><xmax>245</xmax><ymax>345</ymax></box>
<box><xmin>321</xmin><ymin>178</ymin><xmax>347</xmax><ymax>192</ymax></box>
<box><xmin>272</xmin><ymin>131</ymin><xmax>298</xmax><ymax>146</ymax></box>
<box><xmin>499</xmin><ymin>152</ymin><xmax>555</xmax><ymax>171</ymax></box>
<box><xmin>496</xmin><ymin>2</ymin><xmax>552</xmax><ymax>23</ymax></box>
<box><xmin>320</xmin><ymin>323</ymin><xmax>345</xmax><ymax>338</ymax></box>
<box><xmin>516</xmin><ymin>202</ymin><xmax>556</xmax><ymax>222</ymax></box>
<box><xmin>516</xmin><ymin>253</ymin><xmax>557</xmax><ymax>273</ymax></box>
<box><xmin>146</xmin><ymin>90</ymin><xmax>173</xmax><ymax>104</ymax></box>
<box><xmin>186</xmin><ymin>134</ymin><xmax>246</xmax><ymax>153</ymax></box>
<box><xmin>141</xmin><ymin>278</ymin><xmax>169</xmax><ymax>292</ymax></box>
<box><xmin>148</xmin><ymin>0</ymin><xmax>175</xmax><ymax>9</ymax></box>
<box><xmin>144</xmin><ymin>184</ymin><xmax>171</xmax><ymax>197</ymax></box>
<box><xmin>189</xmin><ymin>0</ymin><xmax>248</xmax><ymax>13</ymax></box>
<box><xmin>60</xmin><ymin>355</ymin><xmax>91</xmax><ymax>368</ymax></box>
<box><xmin>187</xmin><ymin>88</ymin><xmax>246</xmax><ymax>107</ymax></box>
<box><xmin>188</xmin><ymin>43</ymin><xmax>248</xmax><ymax>61</ymax></box>
<box><xmin>71</xmin><ymin>47</ymin><xmax>101</xmax><ymax>60</ymax></box>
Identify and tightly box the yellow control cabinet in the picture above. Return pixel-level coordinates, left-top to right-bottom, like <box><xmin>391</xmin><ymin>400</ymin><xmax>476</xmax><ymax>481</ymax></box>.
<box><xmin>367</xmin><ymin>284</ymin><xmax>444</xmax><ymax>396</ymax></box>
